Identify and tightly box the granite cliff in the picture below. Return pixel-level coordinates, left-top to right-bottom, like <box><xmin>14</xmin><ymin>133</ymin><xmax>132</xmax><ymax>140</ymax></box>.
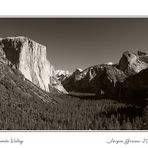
<box><xmin>0</xmin><ymin>36</ymin><xmax>66</xmax><ymax>93</ymax></box>
<box><xmin>62</xmin><ymin>64</ymin><xmax>127</xmax><ymax>98</ymax></box>
<box><xmin>117</xmin><ymin>51</ymin><xmax>148</xmax><ymax>75</ymax></box>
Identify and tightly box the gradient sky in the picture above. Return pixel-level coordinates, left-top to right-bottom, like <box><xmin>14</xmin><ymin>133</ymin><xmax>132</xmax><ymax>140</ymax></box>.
<box><xmin>0</xmin><ymin>18</ymin><xmax>148</xmax><ymax>72</ymax></box>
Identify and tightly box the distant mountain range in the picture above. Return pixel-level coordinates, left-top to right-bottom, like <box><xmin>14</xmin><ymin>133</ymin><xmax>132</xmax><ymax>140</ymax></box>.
<box><xmin>57</xmin><ymin>50</ymin><xmax>148</xmax><ymax>104</ymax></box>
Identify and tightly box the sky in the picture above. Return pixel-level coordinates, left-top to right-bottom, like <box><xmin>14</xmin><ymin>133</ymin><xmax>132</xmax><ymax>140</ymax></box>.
<box><xmin>0</xmin><ymin>18</ymin><xmax>148</xmax><ymax>72</ymax></box>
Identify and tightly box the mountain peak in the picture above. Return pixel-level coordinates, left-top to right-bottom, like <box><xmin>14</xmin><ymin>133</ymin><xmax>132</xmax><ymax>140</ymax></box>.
<box><xmin>105</xmin><ymin>62</ymin><xmax>114</xmax><ymax>65</ymax></box>
<box><xmin>118</xmin><ymin>50</ymin><xmax>148</xmax><ymax>74</ymax></box>
<box><xmin>137</xmin><ymin>51</ymin><xmax>147</xmax><ymax>56</ymax></box>
<box><xmin>75</xmin><ymin>68</ymin><xmax>83</xmax><ymax>72</ymax></box>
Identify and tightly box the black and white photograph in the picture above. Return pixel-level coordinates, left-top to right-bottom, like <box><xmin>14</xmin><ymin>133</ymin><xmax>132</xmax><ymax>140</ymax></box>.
<box><xmin>1</xmin><ymin>0</ymin><xmax>148</xmax><ymax>147</ymax></box>
<box><xmin>0</xmin><ymin>18</ymin><xmax>148</xmax><ymax>130</ymax></box>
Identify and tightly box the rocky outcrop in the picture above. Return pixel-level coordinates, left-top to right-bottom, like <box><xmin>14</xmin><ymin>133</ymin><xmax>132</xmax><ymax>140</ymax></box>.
<box><xmin>95</xmin><ymin>65</ymin><xmax>127</xmax><ymax>98</ymax></box>
<box><xmin>61</xmin><ymin>51</ymin><xmax>148</xmax><ymax>99</ymax></box>
<box><xmin>62</xmin><ymin>64</ymin><xmax>127</xmax><ymax>98</ymax></box>
<box><xmin>55</xmin><ymin>70</ymin><xmax>70</xmax><ymax>81</ymax></box>
<box><xmin>117</xmin><ymin>51</ymin><xmax>148</xmax><ymax>75</ymax></box>
<box><xmin>62</xmin><ymin>66</ymin><xmax>98</xmax><ymax>93</ymax></box>
<box><xmin>0</xmin><ymin>55</ymin><xmax>60</xmax><ymax>104</ymax></box>
<box><xmin>0</xmin><ymin>36</ymin><xmax>67</xmax><ymax>93</ymax></box>
<box><xmin>116</xmin><ymin>51</ymin><xmax>148</xmax><ymax>103</ymax></box>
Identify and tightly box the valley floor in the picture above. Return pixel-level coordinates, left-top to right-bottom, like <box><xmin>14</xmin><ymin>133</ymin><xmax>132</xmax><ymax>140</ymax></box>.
<box><xmin>0</xmin><ymin>92</ymin><xmax>146</xmax><ymax>130</ymax></box>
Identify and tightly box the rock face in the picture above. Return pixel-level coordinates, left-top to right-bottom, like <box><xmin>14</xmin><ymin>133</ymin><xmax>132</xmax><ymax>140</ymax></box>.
<box><xmin>0</xmin><ymin>55</ymin><xmax>59</xmax><ymax>104</ymax></box>
<box><xmin>117</xmin><ymin>51</ymin><xmax>148</xmax><ymax>75</ymax></box>
<box><xmin>61</xmin><ymin>51</ymin><xmax>148</xmax><ymax>100</ymax></box>
<box><xmin>95</xmin><ymin>65</ymin><xmax>127</xmax><ymax>98</ymax></box>
<box><xmin>115</xmin><ymin>51</ymin><xmax>148</xmax><ymax>102</ymax></box>
<box><xmin>0</xmin><ymin>36</ymin><xmax>66</xmax><ymax>93</ymax></box>
<box><xmin>62</xmin><ymin>66</ymin><xmax>97</xmax><ymax>93</ymax></box>
<box><xmin>55</xmin><ymin>70</ymin><xmax>70</xmax><ymax>81</ymax></box>
<box><xmin>62</xmin><ymin>64</ymin><xmax>127</xmax><ymax>98</ymax></box>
